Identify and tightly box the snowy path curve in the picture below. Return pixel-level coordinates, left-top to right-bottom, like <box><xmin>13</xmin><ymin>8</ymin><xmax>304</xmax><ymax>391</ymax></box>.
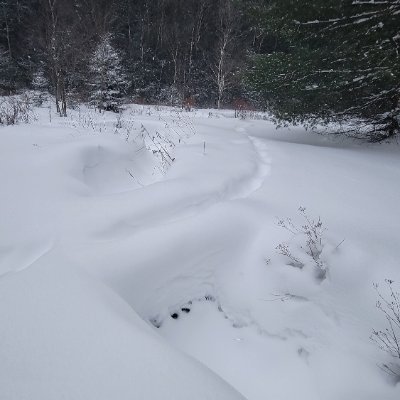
<box><xmin>61</xmin><ymin>123</ymin><xmax>274</xmax><ymax>324</ymax></box>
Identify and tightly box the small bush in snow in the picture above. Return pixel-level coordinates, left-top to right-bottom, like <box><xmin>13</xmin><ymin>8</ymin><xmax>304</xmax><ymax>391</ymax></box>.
<box><xmin>371</xmin><ymin>279</ymin><xmax>400</xmax><ymax>382</ymax></box>
<box><xmin>0</xmin><ymin>94</ymin><xmax>35</xmax><ymax>126</ymax></box>
<box><xmin>139</xmin><ymin>123</ymin><xmax>175</xmax><ymax>172</ymax></box>
<box><xmin>276</xmin><ymin>207</ymin><xmax>328</xmax><ymax>280</ymax></box>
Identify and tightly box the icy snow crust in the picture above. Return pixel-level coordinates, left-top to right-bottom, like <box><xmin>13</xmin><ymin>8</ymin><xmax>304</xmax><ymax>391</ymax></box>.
<box><xmin>0</xmin><ymin>103</ymin><xmax>399</xmax><ymax>399</ymax></box>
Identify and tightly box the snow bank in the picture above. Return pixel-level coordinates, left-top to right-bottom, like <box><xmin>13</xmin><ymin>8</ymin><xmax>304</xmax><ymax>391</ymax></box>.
<box><xmin>0</xmin><ymin>256</ymin><xmax>245</xmax><ymax>400</ymax></box>
<box><xmin>1</xmin><ymin>102</ymin><xmax>399</xmax><ymax>399</ymax></box>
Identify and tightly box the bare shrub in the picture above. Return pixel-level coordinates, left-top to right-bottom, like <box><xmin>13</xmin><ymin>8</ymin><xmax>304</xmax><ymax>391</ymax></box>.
<box><xmin>233</xmin><ymin>98</ymin><xmax>253</xmax><ymax>119</ymax></box>
<box><xmin>371</xmin><ymin>279</ymin><xmax>400</xmax><ymax>382</ymax></box>
<box><xmin>276</xmin><ymin>207</ymin><xmax>328</xmax><ymax>280</ymax></box>
<box><xmin>182</xmin><ymin>96</ymin><xmax>195</xmax><ymax>111</ymax></box>
<box><xmin>0</xmin><ymin>94</ymin><xmax>35</xmax><ymax>126</ymax></box>
<box><xmin>140</xmin><ymin>124</ymin><xmax>175</xmax><ymax>173</ymax></box>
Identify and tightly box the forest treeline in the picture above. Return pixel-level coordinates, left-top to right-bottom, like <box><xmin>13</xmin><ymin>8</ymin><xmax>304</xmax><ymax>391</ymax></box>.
<box><xmin>0</xmin><ymin>0</ymin><xmax>265</xmax><ymax>109</ymax></box>
<box><xmin>0</xmin><ymin>0</ymin><xmax>399</xmax><ymax>140</ymax></box>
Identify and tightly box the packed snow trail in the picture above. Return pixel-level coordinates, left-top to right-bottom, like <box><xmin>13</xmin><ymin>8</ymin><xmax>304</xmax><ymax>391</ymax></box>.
<box><xmin>61</xmin><ymin>118</ymin><xmax>273</xmax><ymax>322</ymax></box>
<box><xmin>0</xmin><ymin>107</ymin><xmax>273</xmax><ymax>400</ymax></box>
<box><xmin>1</xmin><ymin>105</ymin><xmax>399</xmax><ymax>400</ymax></box>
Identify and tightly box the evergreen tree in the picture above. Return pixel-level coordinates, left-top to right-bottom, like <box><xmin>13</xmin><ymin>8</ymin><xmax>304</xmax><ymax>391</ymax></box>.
<box><xmin>31</xmin><ymin>65</ymin><xmax>49</xmax><ymax>105</ymax></box>
<box><xmin>88</xmin><ymin>34</ymin><xmax>128</xmax><ymax>111</ymax></box>
<box><xmin>32</xmin><ymin>67</ymin><xmax>48</xmax><ymax>92</ymax></box>
<box><xmin>248</xmin><ymin>0</ymin><xmax>400</xmax><ymax>141</ymax></box>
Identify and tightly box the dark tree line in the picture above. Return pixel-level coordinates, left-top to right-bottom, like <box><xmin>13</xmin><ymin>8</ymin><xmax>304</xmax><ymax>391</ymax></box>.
<box><xmin>0</xmin><ymin>0</ymin><xmax>263</xmax><ymax>110</ymax></box>
<box><xmin>0</xmin><ymin>0</ymin><xmax>398</xmax><ymax>140</ymax></box>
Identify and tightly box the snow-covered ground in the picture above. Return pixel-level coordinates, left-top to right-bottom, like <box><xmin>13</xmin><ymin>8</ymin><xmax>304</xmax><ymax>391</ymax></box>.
<box><xmin>1</xmin><ymin>101</ymin><xmax>399</xmax><ymax>399</ymax></box>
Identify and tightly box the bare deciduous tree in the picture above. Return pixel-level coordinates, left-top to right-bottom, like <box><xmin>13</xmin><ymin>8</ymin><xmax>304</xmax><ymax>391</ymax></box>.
<box><xmin>211</xmin><ymin>0</ymin><xmax>240</xmax><ymax>109</ymax></box>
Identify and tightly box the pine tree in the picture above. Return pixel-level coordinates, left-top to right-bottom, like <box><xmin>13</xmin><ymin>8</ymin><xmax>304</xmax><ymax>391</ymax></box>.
<box><xmin>248</xmin><ymin>0</ymin><xmax>400</xmax><ymax>141</ymax></box>
<box><xmin>88</xmin><ymin>34</ymin><xmax>128</xmax><ymax>112</ymax></box>
<box><xmin>31</xmin><ymin>66</ymin><xmax>49</xmax><ymax>105</ymax></box>
<box><xmin>32</xmin><ymin>67</ymin><xmax>49</xmax><ymax>92</ymax></box>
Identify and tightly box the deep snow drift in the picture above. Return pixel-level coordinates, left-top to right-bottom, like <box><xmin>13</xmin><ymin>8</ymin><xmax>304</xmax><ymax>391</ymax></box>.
<box><xmin>0</xmin><ymin>102</ymin><xmax>399</xmax><ymax>400</ymax></box>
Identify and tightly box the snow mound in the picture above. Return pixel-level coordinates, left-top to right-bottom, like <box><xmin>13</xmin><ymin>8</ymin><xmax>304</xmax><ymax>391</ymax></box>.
<box><xmin>0</xmin><ymin>256</ymin><xmax>245</xmax><ymax>400</ymax></box>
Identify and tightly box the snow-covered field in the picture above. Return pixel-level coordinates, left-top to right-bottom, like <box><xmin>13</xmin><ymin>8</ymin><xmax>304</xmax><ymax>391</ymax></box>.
<box><xmin>1</xmin><ymin>101</ymin><xmax>399</xmax><ymax>400</ymax></box>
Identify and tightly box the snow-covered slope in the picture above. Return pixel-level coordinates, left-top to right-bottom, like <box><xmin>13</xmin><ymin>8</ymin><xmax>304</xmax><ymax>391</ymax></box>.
<box><xmin>1</xmin><ymin>103</ymin><xmax>399</xmax><ymax>399</ymax></box>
